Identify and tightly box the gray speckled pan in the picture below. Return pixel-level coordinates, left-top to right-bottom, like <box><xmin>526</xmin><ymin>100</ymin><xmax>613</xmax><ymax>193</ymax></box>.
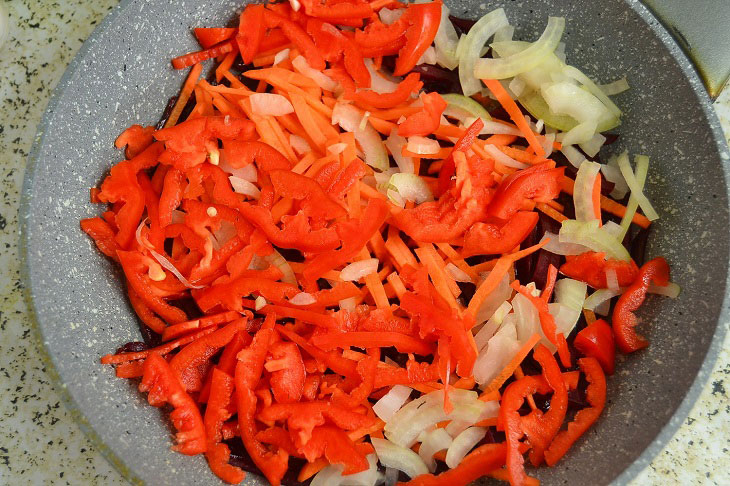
<box><xmin>18</xmin><ymin>0</ymin><xmax>730</xmax><ymax>485</ymax></box>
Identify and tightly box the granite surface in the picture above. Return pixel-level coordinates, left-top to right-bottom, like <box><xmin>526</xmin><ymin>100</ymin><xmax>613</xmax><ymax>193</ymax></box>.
<box><xmin>0</xmin><ymin>1</ymin><xmax>728</xmax><ymax>485</ymax></box>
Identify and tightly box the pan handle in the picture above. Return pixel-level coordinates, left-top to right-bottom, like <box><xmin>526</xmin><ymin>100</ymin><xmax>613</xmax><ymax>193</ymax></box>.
<box><xmin>642</xmin><ymin>0</ymin><xmax>730</xmax><ymax>99</ymax></box>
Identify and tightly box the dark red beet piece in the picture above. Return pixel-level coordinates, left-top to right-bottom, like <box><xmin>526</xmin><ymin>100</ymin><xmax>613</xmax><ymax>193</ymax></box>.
<box><xmin>116</xmin><ymin>341</ymin><xmax>149</xmax><ymax>354</ymax></box>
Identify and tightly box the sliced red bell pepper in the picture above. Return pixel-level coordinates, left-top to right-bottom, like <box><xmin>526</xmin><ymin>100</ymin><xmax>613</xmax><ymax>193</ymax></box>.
<box><xmin>199</xmin><ymin>328</ymin><xmax>252</xmax><ymax>403</ymax></box>
<box><xmin>264</xmin><ymin>9</ymin><xmax>326</xmax><ymax>70</ymax></box>
<box><xmin>612</xmin><ymin>257</ymin><xmax>670</xmax><ymax>353</ymax></box>
<box><xmin>354</xmin><ymin>16</ymin><xmax>408</xmax><ymax>49</ymax></box>
<box><xmin>520</xmin><ymin>344</ymin><xmax>567</xmax><ymax>466</ymax></box>
<box><xmin>326</xmin><ymin>159</ymin><xmax>369</xmax><ymax>200</ymax></box>
<box><xmin>138</xmin><ymin>172</ymin><xmax>165</xmax><ymax>253</ymax></box>
<box><xmin>405</xmin><ymin>443</ymin><xmax>508</xmax><ymax>486</ymax></box>
<box><xmin>357</xmin><ymin>308</ymin><xmax>415</xmax><ymax>334</ymax></box>
<box><xmin>462</xmin><ymin>211</ymin><xmax>539</xmax><ymax>257</ymax></box>
<box><xmin>301</xmin><ymin>0</ymin><xmax>373</xmax><ymax>23</ymax></box>
<box><xmin>223</xmin><ymin>140</ymin><xmax>290</xmax><ymax>172</ymax></box>
<box><xmin>296</xmin><ymin>425</ymin><xmax>369</xmax><ymax>474</ymax></box>
<box><xmin>259</xmin><ymin>401</ymin><xmax>376</xmax><ymax>441</ymax></box>
<box><xmin>437</xmin><ymin>118</ymin><xmax>484</xmax><ymax>196</ymax></box>
<box><xmin>196</xmin><ymin>274</ymin><xmax>299</xmax><ymax>313</ymax></box>
<box><xmin>302</xmin><ymin>198</ymin><xmax>389</xmax><ymax>284</ymax></box>
<box><xmin>169</xmin><ymin>318</ymin><xmax>249</xmax><ymax>391</ymax></box>
<box><xmin>269</xmin><ymin>170</ymin><xmax>347</xmax><ymax>221</ymax></box>
<box><xmin>354</xmin><ymin>72</ymin><xmax>422</xmax><ymax>109</ymax></box>
<box><xmin>373</xmin><ymin>359</ymin><xmax>440</xmax><ymax>388</ymax></box>
<box><xmin>575</xmin><ymin>319</ymin><xmax>615</xmax><ymax>375</ymax></box>
<box><xmin>277</xmin><ymin>325</ymin><xmax>360</xmax><ymax>378</ymax></box>
<box><xmin>158</xmin><ymin>168</ymin><xmax>186</xmax><ymax>227</ymax></box>
<box><xmin>255</xmin><ymin>427</ymin><xmax>301</xmax><ymax>457</ymax></box>
<box><xmin>172</xmin><ymin>39</ymin><xmax>237</xmax><ymax>70</ymax></box>
<box><xmin>397</xmin><ymin>92</ymin><xmax>447</xmax><ymax>137</ymax></box>
<box><xmin>127</xmin><ymin>285</ymin><xmax>167</xmax><ymax>335</ymax></box>
<box><xmin>235</xmin><ymin>326</ymin><xmax>289</xmax><ymax>486</ymax></box>
<box><xmin>98</xmin><ymin>162</ymin><xmax>145</xmax><ymax>249</ymax></box>
<box><xmin>138</xmin><ymin>352</ymin><xmax>207</xmax><ymax>455</ymax></box>
<box><xmin>115</xmin><ymin>124</ymin><xmax>155</xmax><ymax>159</ymax></box>
<box><xmin>307</xmin><ymin>19</ymin><xmax>345</xmax><ymax>63</ymax></box>
<box><xmin>236</xmin><ymin>6</ymin><xmax>266</xmax><ymax>64</ymax></box>
<box><xmin>195</xmin><ymin>27</ymin><xmax>237</xmax><ymax>50</ymax></box>
<box><xmin>488</xmin><ymin>163</ymin><xmax>564</xmax><ymax>220</ymax></box>
<box><xmin>393</xmin><ymin>0</ymin><xmax>442</xmax><ymax>76</ymax></box>
<box><xmin>560</xmin><ymin>251</ymin><xmax>640</xmax><ymax>289</ymax></box>
<box><xmin>265</xmin><ymin>341</ymin><xmax>306</xmax><ymax>404</ymax></box>
<box><xmin>204</xmin><ymin>368</ymin><xmax>246</xmax><ymax>484</ymax></box>
<box><xmin>80</xmin><ymin>217</ymin><xmax>121</xmax><ymax>262</ymax></box>
<box><xmin>312</xmin><ymin>331</ymin><xmax>434</xmax><ymax>355</ymax></box>
<box><xmin>544</xmin><ymin>357</ymin><xmax>607</xmax><ymax>466</ymax></box>
<box><xmin>117</xmin><ymin>250</ymin><xmax>188</xmax><ymax>324</ymax></box>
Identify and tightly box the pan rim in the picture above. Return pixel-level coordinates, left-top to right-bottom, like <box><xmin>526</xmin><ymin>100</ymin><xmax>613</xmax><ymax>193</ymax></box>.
<box><xmin>17</xmin><ymin>0</ymin><xmax>730</xmax><ymax>485</ymax></box>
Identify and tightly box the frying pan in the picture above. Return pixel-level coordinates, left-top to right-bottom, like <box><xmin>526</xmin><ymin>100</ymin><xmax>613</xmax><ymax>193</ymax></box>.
<box><xmin>19</xmin><ymin>0</ymin><xmax>730</xmax><ymax>484</ymax></box>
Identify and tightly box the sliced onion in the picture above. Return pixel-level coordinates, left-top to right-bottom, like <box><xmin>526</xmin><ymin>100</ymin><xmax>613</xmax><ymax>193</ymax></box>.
<box><xmin>384</xmin><ymin>389</ymin><xmax>488</xmax><ymax>447</ymax></box>
<box><xmin>474</xmin><ymin>301</ymin><xmax>512</xmax><ymax>350</ymax></box>
<box><xmin>445</xmin><ymin>427</ymin><xmax>487</xmax><ymax>468</ymax></box>
<box><xmin>265</xmin><ymin>249</ymin><xmax>297</xmax><ymax>285</ymax></box>
<box><xmin>541</xmin><ymin>132</ymin><xmax>555</xmax><ymax>156</ymax></box>
<box><xmin>249</xmin><ymin>93</ymin><xmax>294</xmax><ymax>116</ymax></box>
<box><xmin>458</xmin><ymin>8</ymin><xmax>510</xmax><ymax>96</ymax></box>
<box><xmin>0</xmin><ymin>4</ymin><xmax>8</xmax><ymax>50</ymax></box>
<box><xmin>483</xmin><ymin>144</ymin><xmax>529</xmax><ymax>169</ymax></box>
<box><xmin>273</xmin><ymin>48</ymin><xmax>290</xmax><ymax>65</ymax></box>
<box><xmin>493</xmin><ymin>24</ymin><xmax>515</xmax><ymax>43</ymax></box>
<box><xmin>311</xmin><ymin>454</ymin><xmax>380</xmax><ymax>486</ymax></box>
<box><xmin>290</xmin><ymin>292</ymin><xmax>316</xmax><ymax>306</ymax></box>
<box><xmin>406</xmin><ymin>136</ymin><xmax>440</xmax><ymax>155</ymax></box>
<box><xmin>219</xmin><ymin>152</ymin><xmax>258</xmax><ymax>181</ymax></box>
<box><xmin>618</xmin><ymin>153</ymin><xmax>658</xmax><ymax>235</ymax></box>
<box><xmin>574</xmin><ymin>160</ymin><xmax>602</xmax><ymax>223</ymax></box>
<box><xmin>385</xmin><ymin>131</ymin><xmax>414</xmax><ymax>174</ymax></box>
<box><xmin>373</xmin><ymin>385</ymin><xmax>412</xmax><ymax>422</ymax></box>
<box><xmin>473</xmin><ymin>320</ymin><xmax>521</xmax><ymax>385</ymax></box>
<box><xmin>340</xmin><ymin>258</ymin><xmax>379</xmax><ymax>281</ymax></box>
<box><xmin>649</xmin><ymin>282</ymin><xmax>681</xmax><ymax>298</ymax></box>
<box><xmin>379</xmin><ymin>7</ymin><xmax>405</xmax><ymax>25</ymax></box>
<box><xmin>512</xmin><ymin>291</ymin><xmax>540</xmax><ymax>343</ymax></box>
<box><xmin>289</xmin><ymin>0</ymin><xmax>301</xmax><ymax>12</ymax></box>
<box><xmin>579</xmin><ymin>132</ymin><xmax>606</xmax><ymax>158</ymax></box>
<box><xmin>333</xmin><ymin>102</ymin><xmax>388</xmax><ymax>171</ymax></box>
<box><xmin>255</xmin><ymin>295</ymin><xmax>267</xmax><ymax>311</ymax></box>
<box><xmin>290</xmin><ymin>134</ymin><xmax>311</xmax><ymax>155</ymax></box>
<box><xmin>433</xmin><ymin>4</ymin><xmax>460</xmax><ymax>69</ymax></box>
<box><xmin>605</xmin><ymin>268</ymin><xmax>619</xmax><ymax>291</ymax></box>
<box><xmin>445</xmin><ymin>263</ymin><xmax>472</xmax><ymax>283</ymax></box>
<box><xmin>560</xmin><ymin>121</ymin><xmax>597</xmax><ymax>146</ymax></box>
<box><xmin>292</xmin><ymin>55</ymin><xmax>338</xmax><ymax>92</ymax></box>
<box><xmin>384</xmin><ymin>468</ymin><xmax>399</xmax><ymax>486</ymax></box>
<box><xmin>475</xmin><ymin>271</ymin><xmax>512</xmax><ymax>324</ymax></box>
<box><xmin>365</xmin><ymin>59</ymin><xmax>400</xmax><ymax>93</ymax></box>
<box><xmin>229</xmin><ymin>175</ymin><xmax>261</xmax><ymax>199</ymax></box>
<box><xmin>474</xmin><ymin>16</ymin><xmax>565</xmax><ymax>80</ymax></box>
<box><xmin>554</xmin><ymin>278</ymin><xmax>587</xmax><ymax>311</ymax></box>
<box><xmin>339</xmin><ymin>297</ymin><xmax>357</xmax><ymax>311</ymax></box>
<box><xmin>601</xmin><ymin>158</ymin><xmax>629</xmax><ymax>199</ymax></box>
<box><xmin>442</xmin><ymin>93</ymin><xmax>491</xmax><ymax>126</ymax></box>
<box><xmin>149</xmin><ymin>248</ymin><xmax>204</xmax><ymax>289</ymax></box>
<box><xmin>559</xmin><ymin>219</ymin><xmax>631</xmax><ymax>261</ymax></box>
<box><xmin>328</xmin><ymin>142</ymin><xmax>348</xmax><ymax>155</ymax></box>
<box><xmin>388</xmin><ymin>173</ymin><xmax>434</xmax><ymax>204</ymax></box>
<box><xmin>444</xmin><ymin>419</ymin><xmax>471</xmax><ymax>438</ymax></box>
<box><xmin>418</xmin><ymin>428</ymin><xmax>452</xmax><ymax>472</ymax></box>
<box><xmin>562</xmin><ymin>64</ymin><xmax>622</xmax><ymax>118</ymax></box>
<box><xmin>560</xmin><ymin>144</ymin><xmax>586</xmax><ymax>169</ymax></box>
<box><xmin>542</xmin><ymin>81</ymin><xmax>614</xmax><ymax>127</ymax></box>
<box><xmin>547</xmin><ymin>302</ymin><xmax>581</xmax><ymax>339</ymax></box>
<box><xmin>599</xmin><ymin>77</ymin><xmax>630</xmax><ymax>96</ymax></box>
<box><xmin>584</xmin><ymin>288</ymin><xmax>622</xmax><ymax>313</ymax></box>
<box><xmin>371</xmin><ymin>438</ymin><xmax>428</xmax><ymax>479</ymax></box>
<box><xmin>417</xmin><ymin>46</ymin><xmax>438</xmax><ymax>65</ymax></box>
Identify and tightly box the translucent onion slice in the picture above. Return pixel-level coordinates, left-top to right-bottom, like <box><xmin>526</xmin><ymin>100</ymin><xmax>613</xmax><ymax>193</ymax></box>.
<box><xmin>442</xmin><ymin>93</ymin><xmax>491</xmax><ymax>124</ymax></box>
<box><xmin>445</xmin><ymin>427</ymin><xmax>487</xmax><ymax>468</ymax></box>
<box><xmin>373</xmin><ymin>385</ymin><xmax>412</xmax><ymax>422</ymax></box>
<box><xmin>249</xmin><ymin>93</ymin><xmax>294</xmax><ymax>116</ymax></box>
<box><xmin>273</xmin><ymin>48</ymin><xmax>290</xmax><ymax>65</ymax></box>
<box><xmin>560</xmin><ymin>121</ymin><xmax>597</xmax><ymax>146</ymax></box>
<box><xmin>605</xmin><ymin>268</ymin><xmax>620</xmax><ymax>291</ymax></box>
<box><xmin>649</xmin><ymin>282</ymin><xmax>681</xmax><ymax>298</ymax></box>
<box><xmin>602</xmin><ymin>158</ymin><xmax>629</xmax><ymax>199</ymax></box>
<box><xmin>562</xmin><ymin>64</ymin><xmax>622</xmax><ymax>118</ymax></box>
<box><xmin>599</xmin><ymin>77</ymin><xmax>630</xmax><ymax>96</ymax></box>
<box><xmin>579</xmin><ymin>132</ymin><xmax>606</xmax><ymax>158</ymax></box>
<box><xmin>554</xmin><ymin>278</ymin><xmax>587</xmax><ymax>312</ymax></box>
<box><xmin>229</xmin><ymin>175</ymin><xmax>261</xmax><ymax>199</ymax></box>
<box><xmin>560</xmin><ymin>144</ymin><xmax>587</xmax><ymax>169</ymax></box>
<box><xmin>340</xmin><ymin>258</ymin><xmax>379</xmax><ymax>281</ymax></box>
<box><xmin>474</xmin><ymin>301</ymin><xmax>512</xmax><ymax>351</ymax></box>
<box><xmin>573</xmin><ymin>160</ymin><xmax>602</xmax><ymax>223</ymax></box>
<box><xmin>458</xmin><ymin>8</ymin><xmax>509</xmax><ymax>96</ymax></box>
<box><xmin>474</xmin><ymin>16</ymin><xmax>565</xmax><ymax>80</ymax></box>
<box><xmin>559</xmin><ymin>219</ymin><xmax>631</xmax><ymax>261</ymax></box>
<box><xmin>333</xmin><ymin>102</ymin><xmax>389</xmax><ymax>171</ymax></box>
<box><xmin>292</xmin><ymin>55</ymin><xmax>338</xmax><ymax>92</ymax></box>
<box><xmin>433</xmin><ymin>4</ymin><xmax>460</xmax><ymax>70</ymax></box>
<box><xmin>384</xmin><ymin>131</ymin><xmax>414</xmax><ymax>174</ymax></box>
<box><xmin>583</xmin><ymin>288</ymin><xmax>622</xmax><ymax>313</ymax></box>
<box><xmin>371</xmin><ymin>438</ymin><xmax>429</xmax><ymax>479</ymax></box>
<box><xmin>265</xmin><ymin>249</ymin><xmax>297</xmax><ymax>285</ymax></box>
<box><xmin>379</xmin><ymin>7</ymin><xmax>405</xmax><ymax>25</ymax></box>
<box><xmin>290</xmin><ymin>134</ymin><xmax>311</xmax><ymax>155</ymax></box>
<box><xmin>311</xmin><ymin>454</ymin><xmax>380</xmax><ymax>486</ymax></box>
<box><xmin>475</xmin><ymin>272</ymin><xmax>512</xmax><ymax>325</ymax></box>
<box><xmin>388</xmin><ymin>173</ymin><xmax>434</xmax><ymax>204</ymax></box>
<box><xmin>473</xmin><ymin>321</ymin><xmax>521</xmax><ymax>385</ymax></box>
<box><xmin>618</xmin><ymin>153</ymin><xmax>657</xmax><ymax>239</ymax></box>
<box><xmin>406</xmin><ymin>136</ymin><xmax>440</xmax><ymax>155</ymax></box>
<box><xmin>418</xmin><ymin>428</ymin><xmax>452</xmax><ymax>472</ymax></box>
<box><xmin>290</xmin><ymin>292</ymin><xmax>316</xmax><ymax>306</ymax></box>
<box><xmin>483</xmin><ymin>144</ymin><xmax>529</xmax><ymax>169</ymax></box>
<box><xmin>365</xmin><ymin>59</ymin><xmax>400</xmax><ymax>94</ymax></box>
<box><xmin>445</xmin><ymin>263</ymin><xmax>472</xmax><ymax>283</ymax></box>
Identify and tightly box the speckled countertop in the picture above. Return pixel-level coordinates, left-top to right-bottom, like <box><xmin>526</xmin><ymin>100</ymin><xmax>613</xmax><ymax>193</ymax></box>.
<box><xmin>0</xmin><ymin>1</ymin><xmax>728</xmax><ymax>485</ymax></box>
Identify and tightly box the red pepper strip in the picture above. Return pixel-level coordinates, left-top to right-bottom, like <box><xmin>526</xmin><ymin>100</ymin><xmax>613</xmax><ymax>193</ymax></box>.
<box><xmin>575</xmin><ymin>319</ymin><xmax>615</xmax><ymax>375</ymax></box>
<box><xmin>358</xmin><ymin>37</ymin><xmax>406</xmax><ymax>58</ymax></box>
<box><xmin>172</xmin><ymin>39</ymin><xmax>236</xmax><ymax>70</ymax></box>
<box><xmin>327</xmin><ymin>159</ymin><xmax>369</xmax><ymax>200</ymax></box>
<box><xmin>259</xmin><ymin>401</ymin><xmax>376</xmax><ymax>437</ymax></box>
<box><xmin>199</xmin><ymin>329</ymin><xmax>252</xmax><ymax>403</ymax></box>
<box><xmin>204</xmin><ymin>369</ymin><xmax>246</xmax><ymax>484</ymax></box>
<box><xmin>312</xmin><ymin>331</ymin><xmax>434</xmax><ymax>355</ymax></box>
<box><xmin>544</xmin><ymin>357</ymin><xmax>607</xmax><ymax>465</ymax></box>
<box><xmin>236</xmin><ymin>5</ymin><xmax>266</xmax><ymax>64</ymax></box>
<box><xmin>260</xmin><ymin>304</ymin><xmax>339</xmax><ymax>329</ymax></box>
<box><xmin>354</xmin><ymin>16</ymin><xmax>408</xmax><ymax>49</ymax></box>
<box><xmin>100</xmin><ymin>327</ymin><xmax>217</xmax><ymax>365</ymax></box>
<box><xmin>307</xmin><ymin>19</ymin><xmax>345</xmax><ymax>63</ymax></box>
<box><xmin>80</xmin><ymin>217</ymin><xmax>120</xmax><ymax>262</ymax></box>
<box><xmin>437</xmin><ymin>118</ymin><xmax>484</xmax><ymax>196</ymax></box>
<box><xmin>397</xmin><ymin>92</ymin><xmax>447</xmax><ymax>137</ymax></box>
<box><xmin>264</xmin><ymin>9</ymin><xmax>326</xmax><ymax>70</ymax></box>
<box><xmin>488</xmin><ymin>163</ymin><xmax>564</xmax><ymax>221</ymax></box>
<box><xmin>373</xmin><ymin>359</ymin><xmax>440</xmax><ymax>388</ymax></box>
<box><xmin>358</xmin><ymin>309</ymin><xmax>416</xmax><ymax>334</ymax></box>
<box><xmin>354</xmin><ymin>72</ymin><xmax>422</xmax><ymax>109</ymax></box>
<box><xmin>224</xmin><ymin>140</ymin><xmax>291</xmax><ymax>171</ymax></box>
<box><xmin>301</xmin><ymin>282</ymin><xmax>362</xmax><ymax>309</ymax></box>
<box><xmin>115</xmin><ymin>124</ymin><xmax>155</xmax><ymax>159</ymax></box>
<box><xmin>195</xmin><ymin>27</ymin><xmax>237</xmax><ymax>50</ymax></box>
<box><xmin>161</xmin><ymin>311</ymin><xmax>241</xmax><ymax>342</ymax></box>
<box><xmin>297</xmin><ymin>426</ymin><xmax>369</xmax><ymax>474</ymax></box>
<box><xmin>277</xmin><ymin>325</ymin><xmax>359</xmax><ymax>377</ymax></box>
<box><xmin>403</xmin><ymin>443</ymin><xmax>509</xmax><ymax>486</ymax></box>
<box><xmin>256</xmin><ymin>427</ymin><xmax>301</xmax><ymax>457</ymax></box>
<box><xmin>235</xmin><ymin>324</ymin><xmax>289</xmax><ymax>486</ymax></box>
<box><xmin>158</xmin><ymin>168</ymin><xmax>185</xmax><ymax>227</ymax></box>
<box><xmin>462</xmin><ymin>211</ymin><xmax>539</xmax><ymax>257</ymax></box>
<box><xmin>302</xmin><ymin>0</ymin><xmax>373</xmax><ymax>22</ymax></box>
<box><xmin>137</xmin><ymin>173</ymin><xmax>165</xmax><ymax>252</ymax></box>
<box><xmin>127</xmin><ymin>285</ymin><xmax>167</xmax><ymax>335</ymax></box>
<box><xmin>98</xmin><ymin>163</ymin><xmax>145</xmax><ymax>249</ymax></box>
<box><xmin>343</xmin><ymin>347</ymin><xmax>380</xmax><ymax>407</ymax></box>
<box><xmin>265</xmin><ymin>341</ymin><xmax>306</xmax><ymax>404</ymax></box>
<box><xmin>520</xmin><ymin>344</ymin><xmax>567</xmax><ymax>466</ymax></box>
<box><xmin>169</xmin><ymin>318</ymin><xmax>249</xmax><ymax>392</ymax></box>
<box><xmin>560</xmin><ymin>251</ymin><xmax>640</xmax><ymax>289</ymax></box>
<box><xmin>269</xmin><ymin>170</ymin><xmax>347</xmax><ymax>221</ymax></box>
<box><xmin>542</xmin><ymin>264</ymin><xmax>559</xmax><ymax>303</ymax></box>
<box><xmin>393</xmin><ymin>0</ymin><xmax>442</xmax><ymax>76</ymax></box>
<box><xmin>115</xmin><ymin>360</ymin><xmax>145</xmax><ymax>379</ymax></box>
<box><xmin>511</xmin><ymin>281</ymin><xmax>571</xmax><ymax>368</ymax></box>
<box><xmin>139</xmin><ymin>353</ymin><xmax>207</xmax><ymax>455</ymax></box>
<box><xmin>196</xmin><ymin>275</ymin><xmax>299</xmax><ymax>313</ymax></box>
<box><xmin>259</xmin><ymin>28</ymin><xmax>290</xmax><ymax>52</ymax></box>
<box><xmin>238</xmin><ymin>202</ymin><xmax>341</xmax><ymax>252</ymax></box>
<box><xmin>302</xmin><ymin>198</ymin><xmax>389</xmax><ymax>284</ymax></box>
<box><xmin>612</xmin><ymin>257</ymin><xmax>670</xmax><ymax>353</ymax></box>
<box><xmin>500</xmin><ymin>375</ymin><xmax>549</xmax><ymax>486</ymax></box>
<box><xmin>117</xmin><ymin>251</ymin><xmax>188</xmax><ymax>324</ymax></box>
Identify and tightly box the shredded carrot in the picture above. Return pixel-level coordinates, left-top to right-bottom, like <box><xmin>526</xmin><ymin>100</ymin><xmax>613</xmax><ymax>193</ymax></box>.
<box><xmin>297</xmin><ymin>458</ymin><xmax>329</xmax><ymax>482</ymax></box>
<box><xmin>483</xmin><ymin>333</ymin><xmax>542</xmax><ymax>394</ymax></box>
<box><xmin>164</xmin><ymin>62</ymin><xmax>202</xmax><ymax>128</ymax></box>
<box><xmin>415</xmin><ymin>246</ymin><xmax>461</xmax><ymax>310</ymax></box>
<box><xmin>583</xmin><ymin>309</ymin><xmax>597</xmax><ymax>324</ymax></box>
<box><xmin>536</xmin><ymin>201</ymin><xmax>568</xmax><ymax>223</ymax></box>
<box><xmin>561</xmin><ymin>176</ymin><xmax>651</xmax><ymax>228</ymax></box>
<box><xmin>483</xmin><ymin>79</ymin><xmax>545</xmax><ymax>158</ymax></box>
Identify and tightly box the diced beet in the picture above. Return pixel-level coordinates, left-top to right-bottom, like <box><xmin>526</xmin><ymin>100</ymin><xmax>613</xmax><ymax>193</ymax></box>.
<box><xmin>115</xmin><ymin>341</ymin><xmax>149</xmax><ymax>354</ymax></box>
<box><xmin>156</xmin><ymin>96</ymin><xmax>178</xmax><ymax>130</ymax></box>
<box><xmin>630</xmin><ymin>227</ymin><xmax>650</xmax><ymax>266</ymax></box>
<box><xmin>448</xmin><ymin>15</ymin><xmax>476</xmax><ymax>35</ymax></box>
<box><xmin>410</xmin><ymin>64</ymin><xmax>462</xmax><ymax>95</ymax></box>
<box><xmin>531</xmin><ymin>250</ymin><xmax>563</xmax><ymax>291</ymax></box>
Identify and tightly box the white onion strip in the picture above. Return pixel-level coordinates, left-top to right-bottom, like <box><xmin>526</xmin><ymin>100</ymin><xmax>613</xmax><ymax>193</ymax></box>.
<box><xmin>340</xmin><ymin>259</ymin><xmax>379</xmax><ymax>282</ymax></box>
<box><xmin>483</xmin><ymin>144</ymin><xmax>529</xmax><ymax>169</ymax></box>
